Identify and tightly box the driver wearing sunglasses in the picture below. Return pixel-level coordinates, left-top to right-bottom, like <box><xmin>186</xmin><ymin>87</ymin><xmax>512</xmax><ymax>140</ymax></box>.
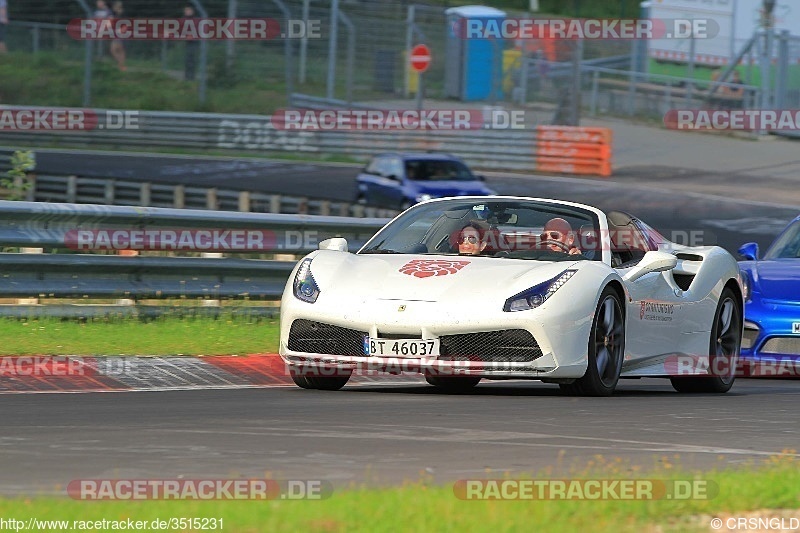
<box><xmin>457</xmin><ymin>221</ymin><xmax>489</xmax><ymax>256</ymax></box>
<box><xmin>541</xmin><ymin>217</ymin><xmax>582</xmax><ymax>255</ymax></box>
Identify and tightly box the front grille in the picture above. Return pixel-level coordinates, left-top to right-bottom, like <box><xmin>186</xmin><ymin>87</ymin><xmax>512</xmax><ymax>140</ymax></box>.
<box><xmin>761</xmin><ymin>337</ymin><xmax>800</xmax><ymax>355</ymax></box>
<box><xmin>439</xmin><ymin>329</ymin><xmax>543</xmax><ymax>363</ymax></box>
<box><xmin>288</xmin><ymin>319</ymin><xmax>367</xmax><ymax>357</ymax></box>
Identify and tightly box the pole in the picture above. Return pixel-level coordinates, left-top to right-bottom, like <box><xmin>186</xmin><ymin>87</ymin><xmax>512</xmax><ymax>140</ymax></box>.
<box><xmin>519</xmin><ymin>46</ymin><xmax>529</xmax><ymax>105</ymax></box>
<box><xmin>686</xmin><ymin>30</ymin><xmax>696</xmax><ymax>107</ymax></box>
<box><xmin>341</xmin><ymin>11</ymin><xmax>355</xmax><ymax>104</ymax></box>
<box><xmin>326</xmin><ymin>0</ymin><xmax>340</xmax><ymax>99</ymax></box>
<box><xmin>75</xmin><ymin>0</ymin><xmax>93</xmax><ymax>107</ymax></box>
<box><xmin>32</xmin><ymin>24</ymin><xmax>40</xmax><ymax>54</ymax></box>
<box><xmin>272</xmin><ymin>0</ymin><xmax>295</xmax><ymax>104</ymax></box>
<box><xmin>190</xmin><ymin>0</ymin><xmax>208</xmax><ymax>104</ymax></box>
<box><xmin>416</xmin><ymin>73</ymin><xmax>424</xmax><ymax>112</ymax></box>
<box><xmin>404</xmin><ymin>5</ymin><xmax>415</xmax><ymax>99</ymax></box>
<box><xmin>775</xmin><ymin>30</ymin><xmax>789</xmax><ymax>109</ymax></box>
<box><xmin>299</xmin><ymin>0</ymin><xmax>310</xmax><ymax>84</ymax></box>
<box><xmin>83</xmin><ymin>41</ymin><xmax>93</xmax><ymax>107</ymax></box>
<box><xmin>760</xmin><ymin>0</ymin><xmax>776</xmax><ymax>110</ymax></box>
<box><xmin>571</xmin><ymin>38</ymin><xmax>583</xmax><ymax>125</ymax></box>
<box><xmin>226</xmin><ymin>0</ymin><xmax>237</xmax><ymax>70</ymax></box>
<box><xmin>759</xmin><ymin>29</ymin><xmax>771</xmax><ymax>109</ymax></box>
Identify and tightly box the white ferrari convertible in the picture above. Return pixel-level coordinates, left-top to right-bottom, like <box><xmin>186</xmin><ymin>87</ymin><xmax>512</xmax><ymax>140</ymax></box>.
<box><xmin>279</xmin><ymin>197</ymin><xmax>743</xmax><ymax>396</ymax></box>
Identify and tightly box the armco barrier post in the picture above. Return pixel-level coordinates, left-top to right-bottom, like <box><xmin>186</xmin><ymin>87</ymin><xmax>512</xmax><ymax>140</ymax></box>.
<box><xmin>534</xmin><ymin>126</ymin><xmax>612</xmax><ymax>177</ymax></box>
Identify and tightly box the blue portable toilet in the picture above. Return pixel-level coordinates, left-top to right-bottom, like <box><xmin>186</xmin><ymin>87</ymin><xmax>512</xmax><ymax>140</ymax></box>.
<box><xmin>445</xmin><ymin>5</ymin><xmax>507</xmax><ymax>101</ymax></box>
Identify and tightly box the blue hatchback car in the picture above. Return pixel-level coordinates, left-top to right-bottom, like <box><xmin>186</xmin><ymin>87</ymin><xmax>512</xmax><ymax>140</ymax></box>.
<box><xmin>355</xmin><ymin>152</ymin><xmax>496</xmax><ymax>210</ymax></box>
<box><xmin>738</xmin><ymin>215</ymin><xmax>800</xmax><ymax>374</ymax></box>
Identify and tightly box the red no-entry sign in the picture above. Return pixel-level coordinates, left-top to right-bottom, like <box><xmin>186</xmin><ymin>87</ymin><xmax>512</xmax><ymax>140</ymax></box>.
<box><xmin>410</xmin><ymin>44</ymin><xmax>432</xmax><ymax>73</ymax></box>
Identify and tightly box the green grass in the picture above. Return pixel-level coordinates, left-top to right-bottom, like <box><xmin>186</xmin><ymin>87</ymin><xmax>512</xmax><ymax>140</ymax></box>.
<box><xmin>0</xmin><ymin>51</ymin><xmax>288</xmax><ymax>114</ymax></box>
<box><xmin>0</xmin><ymin>44</ymin><xmax>401</xmax><ymax>114</ymax></box>
<box><xmin>0</xmin><ymin>315</ymin><xmax>280</xmax><ymax>355</ymax></box>
<box><xmin>648</xmin><ymin>59</ymin><xmax>800</xmax><ymax>89</ymax></box>
<box><xmin>2</xmin><ymin>458</ymin><xmax>799</xmax><ymax>532</ymax></box>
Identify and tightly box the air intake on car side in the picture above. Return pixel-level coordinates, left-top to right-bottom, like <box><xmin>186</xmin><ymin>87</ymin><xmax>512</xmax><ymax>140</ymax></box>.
<box><xmin>760</xmin><ymin>337</ymin><xmax>800</xmax><ymax>355</ymax></box>
<box><xmin>288</xmin><ymin>319</ymin><xmax>368</xmax><ymax>357</ymax></box>
<box><xmin>439</xmin><ymin>329</ymin><xmax>543</xmax><ymax>363</ymax></box>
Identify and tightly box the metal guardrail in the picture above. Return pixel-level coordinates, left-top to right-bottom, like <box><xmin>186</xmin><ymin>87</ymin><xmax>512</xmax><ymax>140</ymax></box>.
<box><xmin>0</xmin><ymin>303</ymin><xmax>280</xmax><ymax>319</ymax></box>
<box><xmin>289</xmin><ymin>93</ymin><xmax>375</xmax><ymax>110</ymax></box>
<box><xmin>29</xmin><ymin>173</ymin><xmax>399</xmax><ymax>218</ymax></box>
<box><xmin>0</xmin><ymin>200</ymin><xmax>389</xmax><ymax>251</ymax></box>
<box><xmin>0</xmin><ymin>106</ymin><xmax>543</xmax><ymax>172</ymax></box>
<box><xmin>0</xmin><ymin>253</ymin><xmax>293</xmax><ymax>300</ymax></box>
<box><xmin>526</xmin><ymin>54</ymin><xmax>632</xmax><ymax>79</ymax></box>
<box><xmin>0</xmin><ymin>200</ymin><xmax>390</xmax><ymax>301</ymax></box>
<box><xmin>581</xmin><ymin>65</ymin><xmax>760</xmax><ymax>119</ymax></box>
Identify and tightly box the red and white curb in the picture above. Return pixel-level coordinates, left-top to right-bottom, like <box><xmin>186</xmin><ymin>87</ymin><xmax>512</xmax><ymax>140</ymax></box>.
<box><xmin>0</xmin><ymin>355</ymin><xmax>423</xmax><ymax>394</ymax></box>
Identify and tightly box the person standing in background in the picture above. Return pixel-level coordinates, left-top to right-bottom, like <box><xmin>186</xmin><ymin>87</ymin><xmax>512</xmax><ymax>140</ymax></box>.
<box><xmin>110</xmin><ymin>0</ymin><xmax>126</xmax><ymax>71</ymax></box>
<box><xmin>183</xmin><ymin>4</ymin><xmax>198</xmax><ymax>81</ymax></box>
<box><xmin>93</xmin><ymin>0</ymin><xmax>112</xmax><ymax>59</ymax></box>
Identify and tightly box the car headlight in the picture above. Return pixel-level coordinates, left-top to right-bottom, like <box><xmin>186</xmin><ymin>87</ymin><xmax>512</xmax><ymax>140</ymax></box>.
<box><xmin>293</xmin><ymin>257</ymin><xmax>320</xmax><ymax>303</ymax></box>
<box><xmin>740</xmin><ymin>269</ymin><xmax>751</xmax><ymax>302</ymax></box>
<box><xmin>415</xmin><ymin>194</ymin><xmax>432</xmax><ymax>202</ymax></box>
<box><xmin>503</xmin><ymin>270</ymin><xmax>577</xmax><ymax>312</ymax></box>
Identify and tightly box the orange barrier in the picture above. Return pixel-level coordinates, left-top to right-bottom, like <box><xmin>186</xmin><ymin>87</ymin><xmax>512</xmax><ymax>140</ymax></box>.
<box><xmin>534</xmin><ymin>126</ymin><xmax>613</xmax><ymax>177</ymax></box>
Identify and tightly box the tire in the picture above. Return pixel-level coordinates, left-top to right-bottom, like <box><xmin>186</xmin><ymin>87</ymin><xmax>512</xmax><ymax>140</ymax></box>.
<box><xmin>290</xmin><ymin>368</ymin><xmax>352</xmax><ymax>391</ymax></box>
<box><xmin>425</xmin><ymin>374</ymin><xmax>481</xmax><ymax>392</ymax></box>
<box><xmin>670</xmin><ymin>288</ymin><xmax>740</xmax><ymax>393</ymax></box>
<box><xmin>290</xmin><ymin>372</ymin><xmax>314</xmax><ymax>389</ymax></box>
<box><xmin>560</xmin><ymin>286</ymin><xmax>625</xmax><ymax>397</ymax></box>
<box><xmin>306</xmin><ymin>374</ymin><xmax>352</xmax><ymax>391</ymax></box>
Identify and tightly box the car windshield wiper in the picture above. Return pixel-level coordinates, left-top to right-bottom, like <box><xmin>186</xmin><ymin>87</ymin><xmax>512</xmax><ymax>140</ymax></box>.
<box><xmin>360</xmin><ymin>248</ymin><xmax>401</xmax><ymax>254</ymax></box>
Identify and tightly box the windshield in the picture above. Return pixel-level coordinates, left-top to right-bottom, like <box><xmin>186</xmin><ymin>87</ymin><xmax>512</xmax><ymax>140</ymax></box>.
<box><xmin>359</xmin><ymin>199</ymin><xmax>601</xmax><ymax>262</ymax></box>
<box><xmin>764</xmin><ymin>220</ymin><xmax>800</xmax><ymax>259</ymax></box>
<box><xmin>405</xmin><ymin>159</ymin><xmax>476</xmax><ymax>182</ymax></box>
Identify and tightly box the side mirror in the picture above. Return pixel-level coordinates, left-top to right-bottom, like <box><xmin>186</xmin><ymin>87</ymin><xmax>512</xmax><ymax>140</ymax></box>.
<box><xmin>476</xmin><ymin>174</ymin><xmax>486</xmax><ymax>181</ymax></box>
<box><xmin>319</xmin><ymin>237</ymin><xmax>348</xmax><ymax>252</ymax></box>
<box><xmin>384</xmin><ymin>174</ymin><xmax>400</xmax><ymax>182</ymax></box>
<box><xmin>622</xmin><ymin>251</ymin><xmax>678</xmax><ymax>282</ymax></box>
<box><xmin>738</xmin><ymin>242</ymin><xmax>759</xmax><ymax>261</ymax></box>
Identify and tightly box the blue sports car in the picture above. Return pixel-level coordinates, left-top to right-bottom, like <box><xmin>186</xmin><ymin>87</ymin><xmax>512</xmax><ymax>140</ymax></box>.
<box><xmin>738</xmin><ymin>216</ymin><xmax>800</xmax><ymax>375</ymax></box>
<box><xmin>355</xmin><ymin>152</ymin><xmax>496</xmax><ymax>210</ymax></box>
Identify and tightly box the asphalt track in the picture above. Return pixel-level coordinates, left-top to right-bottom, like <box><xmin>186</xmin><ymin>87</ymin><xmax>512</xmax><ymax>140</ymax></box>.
<box><xmin>1</xmin><ymin>379</ymin><xmax>799</xmax><ymax>494</ymax></box>
<box><xmin>35</xmin><ymin>150</ymin><xmax>358</xmax><ymax>201</ymax></box>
